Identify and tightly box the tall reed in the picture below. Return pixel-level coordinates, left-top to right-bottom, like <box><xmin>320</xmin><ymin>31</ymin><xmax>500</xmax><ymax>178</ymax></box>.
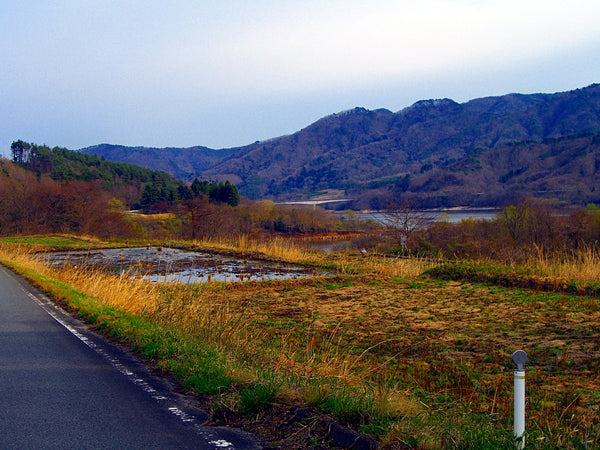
<box><xmin>0</xmin><ymin>244</ymin><xmax>161</xmax><ymax>315</ymax></box>
<box><xmin>527</xmin><ymin>244</ymin><xmax>600</xmax><ymax>283</ymax></box>
<box><xmin>245</xmin><ymin>236</ymin><xmax>315</xmax><ymax>261</ymax></box>
<box><xmin>190</xmin><ymin>235</ymin><xmax>317</xmax><ymax>262</ymax></box>
<box><xmin>360</xmin><ymin>254</ymin><xmax>437</xmax><ymax>278</ymax></box>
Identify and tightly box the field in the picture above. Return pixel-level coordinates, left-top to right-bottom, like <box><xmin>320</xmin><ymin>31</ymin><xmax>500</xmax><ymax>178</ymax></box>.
<box><xmin>0</xmin><ymin>235</ymin><xmax>598</xmax><ymax>448</ymax></box>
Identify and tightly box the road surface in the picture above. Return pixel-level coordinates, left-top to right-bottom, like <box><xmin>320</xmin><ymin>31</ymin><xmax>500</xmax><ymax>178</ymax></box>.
<box><xmin>0</xmin><ymin>264</ymin><xmax>260</xmax><ymax>449</ymax></box>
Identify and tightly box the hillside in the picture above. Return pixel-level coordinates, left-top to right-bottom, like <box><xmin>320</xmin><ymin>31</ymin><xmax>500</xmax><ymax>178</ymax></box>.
<box><xmin>80</xmin><ymin>83</ymin><xmax>600</xmax><ymax>208</ymax></box>
<box><xmin>79</xmin><ymin>144</ymin><xmax>237</xmax><ymax>180</ymax></box>
<box><xmin>396</xmin><ymin>132</ymin><xmax>600</xmax><ymax>209</ymax></box>
<box><xmin>10</xmin><ymin>141</ymin><xmax>183</xmax><ymax>209</ymax></box>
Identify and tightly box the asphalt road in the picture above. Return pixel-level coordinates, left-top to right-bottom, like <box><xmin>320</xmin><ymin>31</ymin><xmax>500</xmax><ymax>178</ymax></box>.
<box><xmin>0</xmin><ymin>264</ymin><xmax>260</xmax><ymax>449</ymax></box>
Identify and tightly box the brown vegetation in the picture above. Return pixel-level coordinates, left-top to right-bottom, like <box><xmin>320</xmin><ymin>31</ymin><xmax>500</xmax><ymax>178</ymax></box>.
<box><xmin>408</xmin><ymin>199</ymin><xmax>600</xmax><ymax>263</ymax></box>
<box><xmin>0</xmin><ymin>159</ymin><xmax>132</xmax><ymax>237</ymax></box>
<box><xmin>0</xmin><ymin>157</ymin><xmax>348</xmax><ymax>242</ymax></box>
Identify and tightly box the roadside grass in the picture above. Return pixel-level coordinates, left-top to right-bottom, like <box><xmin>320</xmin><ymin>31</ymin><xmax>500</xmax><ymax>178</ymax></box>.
<box><xmin>1</xmin><ymin>237</ymin><xmax>599</xmax><ymax>448</ymax></box>
<box><xmin>0</xmin><ymin>234</ymin><xmax>126</xmax><ymax>251</ymax></box>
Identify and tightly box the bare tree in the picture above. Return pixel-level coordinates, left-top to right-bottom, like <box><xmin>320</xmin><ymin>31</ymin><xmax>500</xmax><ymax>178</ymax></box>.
<box><xmin>381</xmin><ymin>198</ymin><xmax>432</xmax><ymax>247</ymax></box>
<box><xmin>177</xmin><ymin>197</ymin><xmax>218</xmax><ymax>240</ymax></box>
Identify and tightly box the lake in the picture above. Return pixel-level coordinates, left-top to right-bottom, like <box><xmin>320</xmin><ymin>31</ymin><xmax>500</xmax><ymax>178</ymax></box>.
<box><xmin>353</xmin><ymin>208</ymin><xmax>498</xmax><ymax>224</ymax></box>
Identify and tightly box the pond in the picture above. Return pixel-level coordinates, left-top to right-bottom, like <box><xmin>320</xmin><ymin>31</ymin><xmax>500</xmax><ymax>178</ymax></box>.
<box><xmin>40</xmin><ymin>247</ymin><xmax>323</xmax><ymax>283</ymax></box>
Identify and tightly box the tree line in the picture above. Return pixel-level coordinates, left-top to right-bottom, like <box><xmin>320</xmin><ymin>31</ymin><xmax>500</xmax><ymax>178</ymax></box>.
<box><xmin>9</xmin><ymin>141</ymin><xmax>240</xmax><ymax>214</ymax></box>
<box><xmin>399</xmin><ymin>198</ymin><xmax>600</xmax><ymax>262</ymax></box>
<box><xmin>2</xmin><ymin>142</ymin><xmax>333</xmax><ymax>240</ymax></box>
<box><xmin>139</xmin><ymin>179</ymin><xmax>239</xmax><ymax>213</ymax></box>
<box><xmin>9</xmin><ymin>140</ymin><xmax>598</xmax><ymax>257</ymax></box>
<box><xmin>10</xmin><ymin>140</ymin><xmax>176</xmax><ymax>186</ymax></box>
<box><xmin>0</xmin><ymin>158</ymin><xmax>129</xmax><ymax>237</ymax></box>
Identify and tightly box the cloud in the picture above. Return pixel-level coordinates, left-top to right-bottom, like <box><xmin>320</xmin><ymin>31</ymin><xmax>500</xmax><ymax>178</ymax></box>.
<box><xmin>1</xmin><ymin>0</ymin><xmax>599</xmax><ymax>152</ymax></box>
<box><xmin>168</xmin><ymin>0</ymin><xmax>600</xmax><ymax>95</ymax></box>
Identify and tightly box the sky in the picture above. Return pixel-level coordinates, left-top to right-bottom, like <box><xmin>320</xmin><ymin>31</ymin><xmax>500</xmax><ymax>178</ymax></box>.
<box><xmin>2</xmin><ymin>1</ymin><xmax>600</xmax><ymax>157</ymax></box>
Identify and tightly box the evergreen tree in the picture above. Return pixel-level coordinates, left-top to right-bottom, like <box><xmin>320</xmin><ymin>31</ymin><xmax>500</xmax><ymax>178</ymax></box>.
<box><xmin>177</xmin><ymin>185</ymin><xmax>193</xmax><ymax>201</ymax></box>
<box><xmin>140</xmin><ymin>183</ymin><xmax>160</xmax><ymax>213</ymax></box>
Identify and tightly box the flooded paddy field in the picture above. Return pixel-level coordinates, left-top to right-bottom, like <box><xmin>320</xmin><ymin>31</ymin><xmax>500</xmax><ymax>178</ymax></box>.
<box><xmin>40</xmin><ymin>247</ymin><xmax>323</xmax><ymax>283</ymax></box>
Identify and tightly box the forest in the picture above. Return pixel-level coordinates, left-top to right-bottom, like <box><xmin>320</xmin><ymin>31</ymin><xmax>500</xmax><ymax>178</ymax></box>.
<box><xmin>2</xmin><ymin>142</ymin><xmax>245</xmax><ymax>236</ymax></box>
<box><xmin>0</xmin><ymin>142</ymin><xmax>339</xmax><ymax>239</ymax></box>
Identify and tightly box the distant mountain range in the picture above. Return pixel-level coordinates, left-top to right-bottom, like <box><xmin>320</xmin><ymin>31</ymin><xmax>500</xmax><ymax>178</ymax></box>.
<box><xmin>80</xmin><ymin>83</ymin><xmax>600</xmax><ymax>209</ymax></box>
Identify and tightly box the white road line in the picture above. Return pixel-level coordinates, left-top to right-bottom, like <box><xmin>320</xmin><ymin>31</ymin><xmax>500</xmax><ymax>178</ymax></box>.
<box><xmin>22</xmin><ymin>290</ymin><xmax>202</xmax><ymax>424</ymax></box>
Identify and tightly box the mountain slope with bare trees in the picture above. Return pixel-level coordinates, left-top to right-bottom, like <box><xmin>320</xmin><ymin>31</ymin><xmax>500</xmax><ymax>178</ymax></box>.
<box><xmin>80</xmin><ymin>84</ymin><xmax>600</xmax><ymax>208</ymax></box>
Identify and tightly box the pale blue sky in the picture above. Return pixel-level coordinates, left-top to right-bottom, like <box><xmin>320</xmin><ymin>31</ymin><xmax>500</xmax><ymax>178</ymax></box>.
<box><xmin>2</xmin><ymin>0</ymin><xmax>600</xmax><ymax>156</ymax></box>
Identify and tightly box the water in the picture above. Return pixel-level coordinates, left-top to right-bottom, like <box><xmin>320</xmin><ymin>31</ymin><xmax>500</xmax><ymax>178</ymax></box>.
<box><xmin>40</xmin><ymin>247</ymin><xmax>323</xmax><ymax>283</ymax></box>
<box><xmin>354</xmin><ymin>209</ymin><xmax>498</xmax><ymax>224</ymax></box>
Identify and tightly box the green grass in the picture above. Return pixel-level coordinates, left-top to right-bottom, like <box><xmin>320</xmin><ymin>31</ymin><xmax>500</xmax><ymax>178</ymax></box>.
<box><xmin>239</xmin><ymin>373</ymin><xmax>282</xmax><ymax>414</ymax></box>
<box><xmin>1</xmin><ymin>255</ymin><xmax>238</xmax><ymax>398</ymax></box>
<box><xmin>0</xmin><ymin>234</ymin><xmax>123</xmax><ymax>249</ymax></box>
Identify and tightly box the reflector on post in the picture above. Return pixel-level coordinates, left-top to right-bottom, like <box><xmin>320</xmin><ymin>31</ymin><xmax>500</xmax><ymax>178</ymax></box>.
<box><xmin>512</xmin><ymin>350</ymin><xmax>527</xmax><ymax>449</ymax></box>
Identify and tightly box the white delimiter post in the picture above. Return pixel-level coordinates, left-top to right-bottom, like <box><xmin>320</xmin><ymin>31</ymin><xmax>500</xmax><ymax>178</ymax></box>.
<box><xmin>512</xmin><ymin>350</ymin><xmax>527</xmax><ymax>449</ymax></box>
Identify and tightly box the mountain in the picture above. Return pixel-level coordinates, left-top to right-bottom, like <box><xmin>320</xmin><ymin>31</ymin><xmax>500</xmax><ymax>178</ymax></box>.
<box><xmin>79</xmin><ymin>144</ymin><xmax>237</xmax><ymax>181</ymax></box>
<box><xmin>80</xmin><ymin>84</ymin><xmax>600</xmax><ymax>208</ymax></box>
<box><xmin>401</xmin><ymin>132</ymin><xmax>600</xmax><ymax>209</ymax></box>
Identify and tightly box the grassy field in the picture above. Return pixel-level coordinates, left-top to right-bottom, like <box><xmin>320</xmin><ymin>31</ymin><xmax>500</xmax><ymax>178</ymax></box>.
<box><xmin>0</xmin><ymin>235</ymin><xmax>598</xmax><ymax>448</ymax></box>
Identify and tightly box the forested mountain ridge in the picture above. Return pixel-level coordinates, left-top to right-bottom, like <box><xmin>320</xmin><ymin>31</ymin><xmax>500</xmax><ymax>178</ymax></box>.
<box><xmin>80</xmin><ymin>84</ymin><xmax>600</xmax><ymax>208</ymax></box>
<box><xmin>395</xmin><ymin>132</ymin><xmax>600</xmax><ymax>209</ymax></box>
<box><xmin>79</xmin><ymin>144</ymin><xmax>237</xmax><ymax>180</ymax></box>
<box><xmin>10</xmin><ymin>140</ymin><xmax>181</xmax><ymax>208</ymax></box>
<box><xmin>8</xmin><ymin>141</ymin><xmax>240</xmax><ymax>213</ymax></box>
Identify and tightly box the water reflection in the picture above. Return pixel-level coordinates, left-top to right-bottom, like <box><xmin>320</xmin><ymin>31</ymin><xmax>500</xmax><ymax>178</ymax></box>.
<box><xmin>41</xmin><ymin>247</ymin><xmax>322</xmax><ymax>283</ymax></box>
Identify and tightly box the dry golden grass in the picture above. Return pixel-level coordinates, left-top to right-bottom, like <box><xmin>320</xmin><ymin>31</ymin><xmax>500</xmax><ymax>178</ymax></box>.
<box><xmin>238</xmin><ymin>235</ymin><xmax>316</xmax><ymax>261</ymax></box>
<box><xmin>129</xmin><ymin>212</ymin><xmax>176</xmax><ymax>220</ymax></box>
<box><xmin>186</xmin><ymin>236</ymin><xmax>435</xmax><ymax>279</ymax></box>
<box><xmin>219</xmin><ymin>275</ymin><xmax>600</xmax><ymax>444</ymax></box>
<box><xmin>187</xmin><ymin>235</ymin><xmax>317</xmax><ymax>263</ymax></box>
<box><xmin>527</xmin><ymin>244</ymin><xmax>600</xmax><ymax>283</ymax></box>
<box><xmin>354</xmin><ymin>253</ymin><xmax>437</xmax><ymax>278</ymax></box>
<box><xmin>61</xmin><ymin>268</ymin><xmax>161</xmax><ymax>315</ymax></box>
<box><xmin>0</xmin><ymin>244</ymin><xmax>159</xmax><ymax>315</ymax></box>
<box><xmin>2</xmin><ymin>237</ymin><xmax>599</xmax><ymax>447</ymax></box>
